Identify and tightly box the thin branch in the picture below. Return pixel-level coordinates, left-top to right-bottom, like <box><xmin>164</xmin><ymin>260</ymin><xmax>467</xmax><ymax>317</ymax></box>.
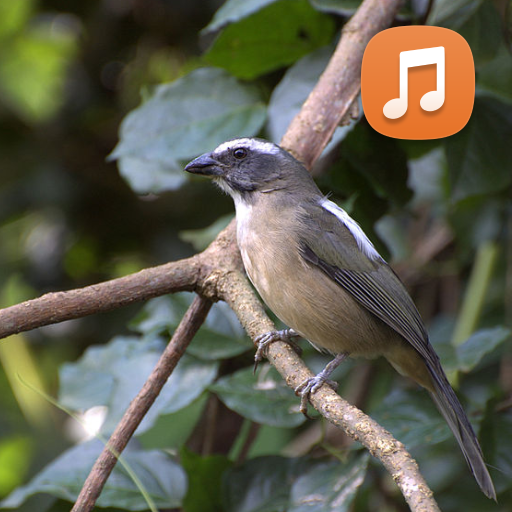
<box><xmin>0</xmin><ymin>256</ymin><xmax>199</xmax><ymax>340</ymax></box>
<box><xmin>71</xmin><ymin>295</ymin><xmax>212</xmax><ymax>512</ymax></box>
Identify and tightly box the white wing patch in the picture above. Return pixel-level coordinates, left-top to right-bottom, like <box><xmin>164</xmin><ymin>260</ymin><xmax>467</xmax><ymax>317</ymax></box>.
<box><xmin>213</xmin><ymin>138</ymin><xmax>280</xmax><ymax>157</ymax></box>
<box><xmin>320</xmin><ymin>198</ymin><xmax>383</xmax><ymax>261</ymax></box>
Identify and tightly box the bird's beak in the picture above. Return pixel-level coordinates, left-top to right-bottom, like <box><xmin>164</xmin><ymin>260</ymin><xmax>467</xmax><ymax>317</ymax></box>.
<box><xmin>184</xmin><ymin>153</ymin><xmax>224</xmax><ymax>177</ymax></box>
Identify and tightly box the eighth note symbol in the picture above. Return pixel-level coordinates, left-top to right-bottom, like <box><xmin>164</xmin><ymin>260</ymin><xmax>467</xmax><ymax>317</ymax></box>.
<box><xmin>383</xmin><ymin>46</ymin><xmax>445</xmax><ymax>120</ymax></box>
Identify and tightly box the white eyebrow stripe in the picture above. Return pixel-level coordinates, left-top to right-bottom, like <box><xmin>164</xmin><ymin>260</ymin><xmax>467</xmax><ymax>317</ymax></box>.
<box><xmin>320</xmin><ymin>198</ymin><xmax>383</xmax><ymax>261</ymax></box>
<box><xmin>213</xmin><ymin>138</ymin><xmax>280</xmax><ymax>156</ymax></box>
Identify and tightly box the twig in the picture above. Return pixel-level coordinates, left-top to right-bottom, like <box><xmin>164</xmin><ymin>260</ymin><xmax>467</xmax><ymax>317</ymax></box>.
<box><xmin>71</xmin><ymin>295</ymin><xmax>212</xmax><ymax>512</ymax></box>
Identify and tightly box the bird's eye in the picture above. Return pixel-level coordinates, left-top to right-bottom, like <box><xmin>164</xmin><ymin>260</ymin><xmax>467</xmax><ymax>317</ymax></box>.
<box><xmin>233</xmin><ymin>147</ymin><xmax>247</xmax><ymax>159</ymax></box>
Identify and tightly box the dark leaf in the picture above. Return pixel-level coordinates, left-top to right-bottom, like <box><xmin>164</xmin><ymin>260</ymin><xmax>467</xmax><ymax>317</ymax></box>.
<box><xmin>110</xmin><ymin>68</ymin><xmax>266</xmax><ymax>193</ymax></box>
<box><xmin>204</xmin><ymin>0</ymin><xmax>335</xmax><ymax>79</ymax></box>
<box><xmin>181</xmin><ymin>447</ymin><xmax>233</xmax><ymax>512</ymax></box>
<box><xmin>204</xmin><ymin>0</ymin><xmax>279</xmax><ymax>33</ymax></box>
<box><xmin>445</xmin><ymin>95</ymin><xmax>512</xmax><ymax>202</ymax></box>
<box><xmin>59</xmin><ymin>335</ymin><xmax>218</xmax><ymax>435</ymax></box>
<box><xmin>456</xmin><ymin>326</ymin><xmax>510</xmax><ymax>373</ymax></box>
<box><xmin>266</xmin><ymin>46</ymin><xmax>359</xmax><ymax>148</ymax></box>
<box><xmin>0</xmin><ymin>439</ymin><xmax>187</xmax><ymax>510</ymax></box>
<box><xmin>211</xmin><ymin>365</ymin><xmax>305</xmax><ymax>428</ymax></box>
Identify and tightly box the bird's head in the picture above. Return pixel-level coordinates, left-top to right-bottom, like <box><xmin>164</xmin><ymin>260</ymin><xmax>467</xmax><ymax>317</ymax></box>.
<box><xmin>184</xmin><ymin>138</ymin><xmax>315</xmax><ymax>200</ymax></box>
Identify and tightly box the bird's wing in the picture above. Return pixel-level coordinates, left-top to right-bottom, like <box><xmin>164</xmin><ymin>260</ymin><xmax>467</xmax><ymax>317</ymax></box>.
<box><xmin>297</xmin><ymin>200</ymin><xmax>434</xmax><ymax>366</ymax></box>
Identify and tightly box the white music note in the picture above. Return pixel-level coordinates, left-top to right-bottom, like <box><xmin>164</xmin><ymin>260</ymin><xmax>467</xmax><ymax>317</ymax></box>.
<box><xmin>383</xmin><ymin>46</ymin><xmax>445</xmax><ymax>120</ymax></box>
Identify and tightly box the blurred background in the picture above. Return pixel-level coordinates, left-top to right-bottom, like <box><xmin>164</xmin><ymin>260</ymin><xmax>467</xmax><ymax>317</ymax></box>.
<box><xmin>0</xmin><ymin>1</ymin><xmax>511</xmax><ymax>511</ymax></box>
<box><xmin>0</xmin><ymin>0</ymin><xmax>227</xmax><ymax>500</ymax></box>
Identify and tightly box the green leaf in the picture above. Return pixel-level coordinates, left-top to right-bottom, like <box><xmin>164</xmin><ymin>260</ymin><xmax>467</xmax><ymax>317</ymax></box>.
<box><xmin>489</xmin><ymin>411</ymin><xmax>512</xmax><ymax>493</ymax></box>
<box><xmin>457</xmin><ymin>1</ymin><xmax>502</xmax><ymax>67</ymax></box>
<box><xmin>267</xmin><ymin>46</ymin><xmax>359</xmax><ymax>148</ymax></box>
<box><xmin>0</xmin><ymin>437</ymin><xmax>32</xmax><ymax>496</ymax></box>
<box><xmin>204</xmin><ymin>0</ymin><xmax>335</xmax><ymax>80</ymax></box>
<box><xmin>0</xmin><ymin>16</ymin><xmax>78</xmax><ymax>123</ymax></box>
<box><xmin>189</xmin><ymin>300</ymin><xmax>252</xmax><ymax>360</ymax></box>
<box><xmin>222</xmin><ymin>454</ymin><xmax>368</xmax><ymax>512</ymax></box>
<box><xmin>477</xmin><ymin>47</ymin><xmax>512</xmax><ymax>104</ymax></box>
<box><xmin>223</xmin><ymin>456</ymin><xmax>314</xmax><ymax>512</ymax></box>
<box><xmin>211</xmin><ymin>364</ymin><xmax>305</xmax><ymax>428</ymax></box>
<box><xmin>0</xmin><ymin>440</ymin><xmax>187</xmax><ymax>510</ymax></box>
<box><xmin>370</xmin><ymin>388</ymin><xmax>451</xmax><ymax>450</ymax></box>
<box><xmin>131</xmin><ymin>295</ymin><xmax>252</xmax><ymax>360</ymax></box>
<box><xmin>456</xmin><ymin>326</ymin><xmax>510</xmax><ymax>372</ymax></box>
<box><xmin>427</xmin><ymin>0</ymin><xmax>484</xmax><ymax>30</ymax></box>
<box><xmin>59</xmin><ymin>335</ymin><xmax>218</xmax><ymax>435</ymax></box>
<box><xmin>310</xmin><ymin>0</ymin><xmax>362</xmax><ymax>15</ymax></box>
<box><xmin>181</xmin><ymin>448</ymin><xmax>233</xmax><ymax>512</ymax></box>
<box><xmin>0</xmin><ymin>0</ymin><xmax>33</xmax><ymax>40</ymax></box>
<box><xmin>138</xmin><ymin>395</ymin><xmax>208</xmax><ymax>451</ymax></box>
<box><xmin>110</xmin><ymin>68</ymin><xmax>266</xmax><ymax>193</ymax></box>
<box><xmin>445</xmin><ymin>95</ymin><xmax>512</xmax><ymax>202</ymax></box>
<box><xmin>130</xmin><ymin>295</ymin><xmax>190</xmax><ymax>336</ymax></box>
<box><xmin>289</xmin><ymin>455</ymin><xmax>369</xmax><ymax>512</ymax></box>
<box><xmin>204</xmin><ymin>0</ymin><xmax>279</xmax><ymax>33</ymax></box>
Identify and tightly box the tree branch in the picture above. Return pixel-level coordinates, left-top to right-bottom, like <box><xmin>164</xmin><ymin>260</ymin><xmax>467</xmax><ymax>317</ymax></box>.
<box><xmin>71</xmin><ymin>295</ymin><xmax>212</xmax><ymax>512</ymax></box>
<box><xmin>281</xmin><ymin>0</ymin><xmax>400</xmax><ymax>168</ymax></box>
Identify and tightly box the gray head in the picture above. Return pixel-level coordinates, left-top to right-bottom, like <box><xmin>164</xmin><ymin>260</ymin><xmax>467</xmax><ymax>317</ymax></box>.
<box><xmin>184</xmin><ymin>137</ymin><xmax>318</xmax><ymax>199</ymax></box>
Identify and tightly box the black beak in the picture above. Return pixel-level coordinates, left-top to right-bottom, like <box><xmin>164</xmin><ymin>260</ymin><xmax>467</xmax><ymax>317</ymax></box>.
<box><xmin>184</xmin><ymin>153</ymin><xmax>224</xmax><ymax>177</ymax></box>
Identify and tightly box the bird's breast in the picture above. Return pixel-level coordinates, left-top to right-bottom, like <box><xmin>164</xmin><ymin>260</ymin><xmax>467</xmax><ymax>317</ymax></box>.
<box><xmin>235</xmin><ymin>202</ymin><xmax>398</xmax><ymax>357</ymax></box>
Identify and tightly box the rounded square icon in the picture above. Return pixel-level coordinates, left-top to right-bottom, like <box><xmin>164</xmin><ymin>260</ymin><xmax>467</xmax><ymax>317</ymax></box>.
<box><xmin>361</xmin><ymin>26</ymin><xmax>475</xmax><ymax>140</ymax></box>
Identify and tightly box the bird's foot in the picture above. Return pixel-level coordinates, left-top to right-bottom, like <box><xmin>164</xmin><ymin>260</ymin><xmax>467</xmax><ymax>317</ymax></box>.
<box><xmin>254</xmin><ymin>329</ymin><xmax>302</xmax><ymax>373</ymax></box>
<box><xmin>294</xmin><ymin>352</ymin><xmax>348</xmax><ymax>417</ymax></box>
<box><xmin>295</xmin><ymin>375</ymin><xmax>339</xmax><ymax>417</ymax></box>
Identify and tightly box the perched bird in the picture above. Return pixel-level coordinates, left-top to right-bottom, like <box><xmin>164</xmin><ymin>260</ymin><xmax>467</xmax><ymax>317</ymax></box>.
<box><xmin>184</xmin><ymin>137</ymin><xmax>495</xmax><ymax>499</ymax></box>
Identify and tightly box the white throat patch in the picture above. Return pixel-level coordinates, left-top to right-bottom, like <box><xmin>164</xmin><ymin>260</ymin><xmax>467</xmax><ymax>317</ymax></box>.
<box><xmin>320</xmin><ymin>198</ymin><xmax>383</xmax><ymax>262</ymax></box>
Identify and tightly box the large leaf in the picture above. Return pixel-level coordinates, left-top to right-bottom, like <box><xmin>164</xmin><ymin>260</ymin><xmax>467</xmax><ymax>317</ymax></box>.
<box><xmin>110</xmin><ymin>68</ymin><xmax>266</xmax><ymax>193</ymax></box>
<box><xmin>204</xmin><ymin>0</ymin><xmax>335</xmax><ymax>80</ymax></box>
<box><xmin>477</xmin><ymin>47</ymin><xmax>512</xmax><ymax>104</ymax></box>
<box><xmin>204</xmin><ymin>0</ymin><xmax>279</xmax><ymax>33</ymax></box>
<box><xmin>289</xmin><ymin>455</ymin><xmax>369</xmax><ymax>512</ymax></box>
<box><xmin>427</xmin><ymin>0</ymin><xmax>484</xmax><ymax>29</ymax></box>
<box><xmin>457</xmin><ymin>1</ymin><xmax>502</xmax><ymax>67</ymax></box>
<box><xmin>131</xmin><ymin>294</ymin><xmax>252</xmax><ymax>360</ymax></box>
<box><xmin>455</xmin><ymin>326</ymin><xmax>510</xmax><ymax>373</ymax></box>
<box><xmin>266</xmin><ymin>46</ymin><xmax>360</xmax><ymax>149</ymax></box>
<box><xmin>59</xmin><ymin>335</ymin><xmax>218</xmax><ymax>435</ymax></box>
<box><xmin>370</xmin><ymin>388</ymin><xmax>451</xmax><ymax>450</ymax></box>
<box><xmin>222</xmin><ymin>454</ymin><xmax>368</xmax><ymax>512</ymax></box>
<box><xmin>444</xmin><ymin>95</ymin><xmax>512</xmax><ymax>202</ymax></box>
<box><xmin>0</xmin><ymin>439</ymin><xmax>187</xmax><ymax>510</ymax></box>
<box><xmin>211</xmin><ymin>365</ymin><xmax>305</xmax><ymax>428</ymax></box>
<box><xmin>181</xmin><ymin>448</ymin><xmax>233</xmax><ymax>512</ymax></box>
<box><xmin>489</xmin><ymin>411</ymin><xmax>512</xmax><ymax>493</ymax></box>
<box><xmin>310</xmin><ymin>0</ymin><xmax>362</xmax><ymax>15</ymax></box>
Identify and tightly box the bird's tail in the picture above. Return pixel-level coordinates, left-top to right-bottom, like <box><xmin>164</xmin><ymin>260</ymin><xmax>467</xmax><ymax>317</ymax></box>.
<box><xmin>427</xmin><ymin>363</ymin><xmax>496</xmax><ymax>500</ymax></box>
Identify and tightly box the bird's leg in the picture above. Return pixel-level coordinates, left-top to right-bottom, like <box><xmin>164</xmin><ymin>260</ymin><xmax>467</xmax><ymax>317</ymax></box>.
<box><xmin>254</xmin><ymin>328</ymin><xmax>302</xmax><ymax>373</ymax></box>
<box><xmin>295</xmin><ymin>352</ymin><xmax>349</xmax><ymax>416</ymax></box>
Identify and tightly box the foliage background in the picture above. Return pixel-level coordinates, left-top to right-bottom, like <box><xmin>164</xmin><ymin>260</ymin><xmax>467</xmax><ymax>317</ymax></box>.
<box><xmin>0</xmin><ymin>0</ymin><xmax>511</xmax><ymax>511</ymax></box>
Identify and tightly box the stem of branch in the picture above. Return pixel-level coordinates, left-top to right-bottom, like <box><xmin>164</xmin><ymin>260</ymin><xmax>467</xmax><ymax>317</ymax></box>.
<box><xmin>70</xmin><ymin>295</ymin><xmax>212</xmax><ymax>512</ymax></box>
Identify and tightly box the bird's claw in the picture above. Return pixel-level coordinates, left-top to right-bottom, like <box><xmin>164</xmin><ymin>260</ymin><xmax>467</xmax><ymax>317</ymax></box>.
<box><xmin>295</xmin><ymin>375</ymin><xmax>339</xmax><ymax>417</ymax></box>
<box><xmin>253</xmin><ymin>329</ymin><xmax>302</xmax><ymax>373</ymax></box>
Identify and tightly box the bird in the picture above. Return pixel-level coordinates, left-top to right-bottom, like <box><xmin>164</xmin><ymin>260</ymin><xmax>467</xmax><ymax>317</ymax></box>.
<box><xmin>184</xmin><ymin>137</ymin><xmax>496</xmax><ymax>500</ymax></box>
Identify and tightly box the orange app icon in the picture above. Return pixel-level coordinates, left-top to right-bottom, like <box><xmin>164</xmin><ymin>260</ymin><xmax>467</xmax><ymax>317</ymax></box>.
<box><xmin>361</xmin><ymin>26</ymin><xmax>475</xmax><ymax>140</ymax></box>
